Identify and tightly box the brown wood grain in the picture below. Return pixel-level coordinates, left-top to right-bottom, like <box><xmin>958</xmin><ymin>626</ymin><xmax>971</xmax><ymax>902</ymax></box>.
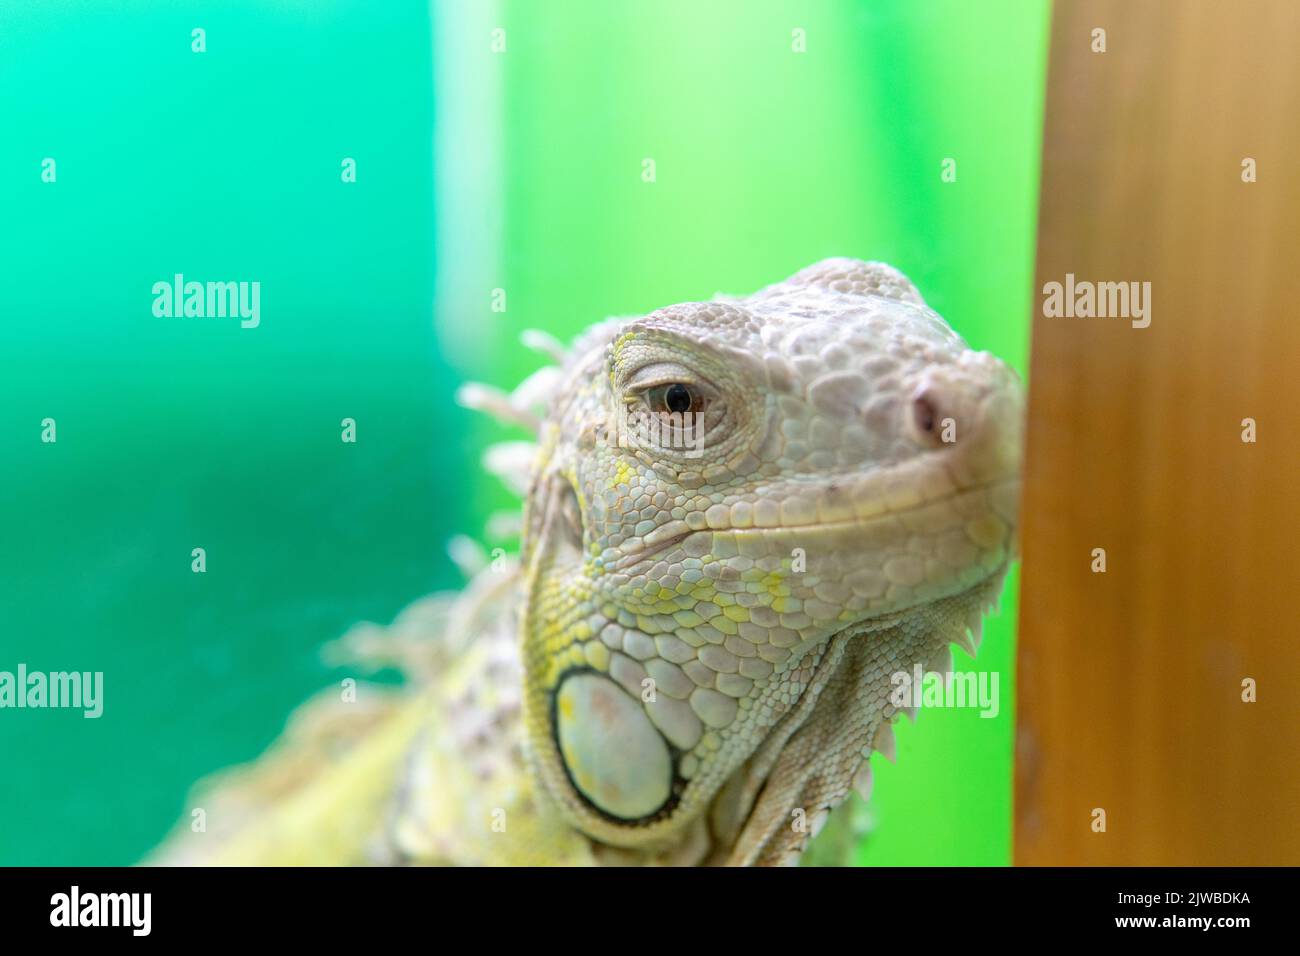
<box><xmin>1015</xmin><ymin>0</ymin><xmax>1300</xmax><ymax>865</ymax></box>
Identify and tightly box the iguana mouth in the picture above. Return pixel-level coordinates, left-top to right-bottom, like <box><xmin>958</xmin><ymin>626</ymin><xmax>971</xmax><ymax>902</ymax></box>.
<box><xmin>707</xmin><ymin>475</ymin><xmax>1018</xmax><ymax>538</ymax></box>
<box><xmin>611</xmin><ymin>529</ymin><xmax>693</xmax><ymax>570</ymax></box>
<box><xmin>612</xmin><ymin>474</ymin><xmax>1018</xmax><ymax>573</ymax></box>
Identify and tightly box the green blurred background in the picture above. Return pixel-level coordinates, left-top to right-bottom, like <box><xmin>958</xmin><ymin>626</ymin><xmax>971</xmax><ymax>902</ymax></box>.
<box><xmin>0</xmin><ymin>0</ymin><xmax>1048</xmax><ymax>865</ymax></box>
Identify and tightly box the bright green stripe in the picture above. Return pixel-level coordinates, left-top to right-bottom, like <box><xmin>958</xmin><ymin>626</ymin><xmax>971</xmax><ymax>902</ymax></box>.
<box><xmin>439</xmin><ymin>0</ymin><xmax>1051</xmax><ymax>865</ymax></box>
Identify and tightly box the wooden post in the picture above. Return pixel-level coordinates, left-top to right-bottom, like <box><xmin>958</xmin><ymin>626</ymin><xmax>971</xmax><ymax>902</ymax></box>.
<box><xmin>1015</xmin><ymin>0</ymin><xmax>1300</xmax><ymax>865</ymax></box>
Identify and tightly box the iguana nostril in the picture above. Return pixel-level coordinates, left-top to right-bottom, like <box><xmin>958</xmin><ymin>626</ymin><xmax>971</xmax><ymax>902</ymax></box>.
<box><xmin>912</xmin><ymin>391</ymin><xmax>939</xmax><ymax>439</ymax></box>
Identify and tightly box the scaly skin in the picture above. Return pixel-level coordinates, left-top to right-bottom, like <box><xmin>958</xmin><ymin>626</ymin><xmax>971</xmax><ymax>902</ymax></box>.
<box><xmin>153</xmin><ymin>259</ymin><xmax>1022</xmax><ymax>866</ymax></box>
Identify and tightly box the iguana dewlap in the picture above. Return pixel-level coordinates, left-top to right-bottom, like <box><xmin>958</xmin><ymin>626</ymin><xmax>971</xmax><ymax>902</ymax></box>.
<box><xmin>154</xmin><ymin>259</ymin><xmax>1023</xmax><ymax>867</ymax></box>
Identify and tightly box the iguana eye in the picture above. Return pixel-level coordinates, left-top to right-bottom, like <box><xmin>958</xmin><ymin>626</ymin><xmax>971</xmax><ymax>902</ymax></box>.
<box><xmin>620</xmin><ymin>361</ymin><xmax>729</xmax><ymax>458</ymax></box>
<box><xmin>644</xmin><ymin>382</ymin><xmax>706</xmax><ymax>417</ymax></box>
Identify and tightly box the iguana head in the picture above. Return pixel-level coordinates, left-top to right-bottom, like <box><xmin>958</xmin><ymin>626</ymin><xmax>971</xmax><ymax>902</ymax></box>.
<box><xmin>516</xmin><ymin>259</ymin><xmax>1022</xmax><ymax>863</ymax></box>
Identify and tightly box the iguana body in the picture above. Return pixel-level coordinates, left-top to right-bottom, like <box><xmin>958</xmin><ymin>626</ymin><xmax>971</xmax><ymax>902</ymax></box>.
<box><xmin>154</xmin><ymin>259</ymin><xmax>1022</xmax><ymax>866</ymax></box>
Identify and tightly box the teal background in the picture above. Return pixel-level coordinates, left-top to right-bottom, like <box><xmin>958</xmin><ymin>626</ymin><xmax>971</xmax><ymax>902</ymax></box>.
<box><xmin>0</xmin><ymin>0</ymin><xmax>1047</xmax><ymax>865</ymax></box>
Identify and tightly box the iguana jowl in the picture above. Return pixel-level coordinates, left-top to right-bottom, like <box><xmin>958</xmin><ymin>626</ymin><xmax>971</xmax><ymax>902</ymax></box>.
<box><xmin>155</xmin><ymin>259</ymin><xmax>1023</xmax><ymax>866</ymax></box>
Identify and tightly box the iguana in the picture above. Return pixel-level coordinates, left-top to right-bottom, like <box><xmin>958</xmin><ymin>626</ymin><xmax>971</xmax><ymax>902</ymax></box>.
<box><xmin>153</xmin><ymin>258</ymin><xmax>1022</xmax><ymax>866</ymax></box>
